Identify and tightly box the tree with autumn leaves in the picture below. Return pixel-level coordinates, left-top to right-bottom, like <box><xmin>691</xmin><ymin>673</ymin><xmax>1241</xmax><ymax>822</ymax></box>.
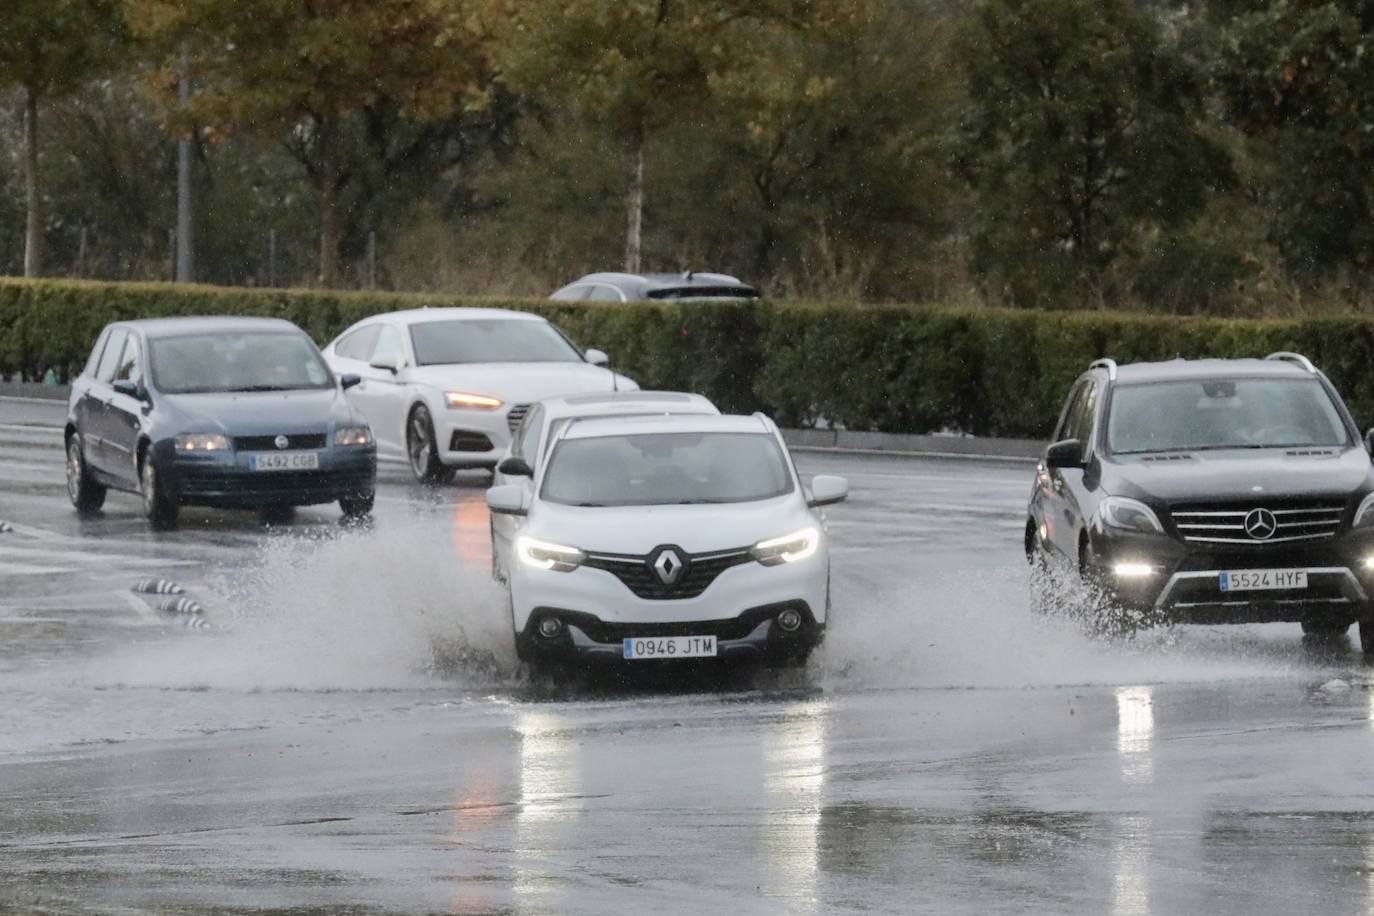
<box><xmin>125</xmin><ymin>0</ymin><xmax>484</xmax><ymax>287</ymax></box>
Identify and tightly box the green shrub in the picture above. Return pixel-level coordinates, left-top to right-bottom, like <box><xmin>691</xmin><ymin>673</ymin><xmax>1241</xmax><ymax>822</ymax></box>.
<box><xmin>7</xmin><ymin>277</ymin><xmax>1374</xmax><ymax>438</ymax></box>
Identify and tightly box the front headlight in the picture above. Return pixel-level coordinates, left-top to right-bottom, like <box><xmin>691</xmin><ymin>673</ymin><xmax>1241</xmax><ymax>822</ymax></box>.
<box><xmin>751</xmin><ymin>526</ymin><xmax>820</xmax><ymax>566</ymax></box>
<box><xmin>1096</xmin><ymin>496</ymin><xmax>1165</xmax><ymax>534</ymax></box>
<box><xmin>446</xmin><ymin>390</ymin><xmax>503</xmax><ymax>410</ymax></box>
<box><xmin>174</xmin><ymin>433</ymin><xmax>230</xmax><ymax>453</ymax></box>
<box><xmin>335</xmin><ymin>425</ymin><xmax>372</xmax><ymax>446</ymax></box>
<box><xmin>1354</xmin><ymin>493</ymin><xmax>1374</xmax><ymax>528</ymax></box>
<box><xmin>516</xmin><ymin>535</ymin><xmax>585</xmax><ymax>572</ymax></box>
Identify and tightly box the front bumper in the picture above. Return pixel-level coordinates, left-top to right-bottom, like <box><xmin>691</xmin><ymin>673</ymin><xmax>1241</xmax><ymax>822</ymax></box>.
<box><xmin>435</xmin><ymin>407</ymin><xmax>518</xmax><ymax>469</ymax></box>
<box><xmin>158</xmin><ymin>443</ymin><xmax>376</xmax><ymax>508</ymax></box>
<box><xmin>1087</xmin><ymin>527</ymin><xmax>1374</xmax><ymax>624</ymax></box>
<box><xmin>508</xmin><ymin>549</ymin><xmax>829</xmax><ymax>663</ymax></box>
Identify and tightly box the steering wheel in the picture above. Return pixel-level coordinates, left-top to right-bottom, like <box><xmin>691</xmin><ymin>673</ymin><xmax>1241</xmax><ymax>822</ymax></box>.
<box><xmin>1250</xmin><ymin>424</ymin><xmax>1313</xmax><ymax>446</ymax></box>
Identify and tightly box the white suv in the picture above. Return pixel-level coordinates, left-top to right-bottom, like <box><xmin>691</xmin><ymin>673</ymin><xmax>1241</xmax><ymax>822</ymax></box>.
<box><xmin>486</xmin><ymin>413</ymin><xmax>847</xmax><ymax>669</ymax></box>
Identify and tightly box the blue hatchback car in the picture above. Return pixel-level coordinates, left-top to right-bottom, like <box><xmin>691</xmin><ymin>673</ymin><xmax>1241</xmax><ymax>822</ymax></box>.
<box><xmin>65</xmin><ymin>316</ymin><xmax>377</xmax><ymax>528</ymax></box>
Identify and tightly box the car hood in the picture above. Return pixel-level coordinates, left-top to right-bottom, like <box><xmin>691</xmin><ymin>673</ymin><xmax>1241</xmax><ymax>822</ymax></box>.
<box><xmin>157</xmin><ymin>389</ymin><xmax>360</xmax><ymax>435</ymax></box>
<box><xmin>406</xmin><ymin>362</ymin><xmax>636</xmax><ymax>402</ymax></box>
<box><xmin>1106</xmin><ymin>446</ymin><xmax>1374</xmax><ymax>503</ymax></box>
<box><xmin>527</xmin><ymin>494</ymin><xmax>810</xmax><ymax>555</ymax></box>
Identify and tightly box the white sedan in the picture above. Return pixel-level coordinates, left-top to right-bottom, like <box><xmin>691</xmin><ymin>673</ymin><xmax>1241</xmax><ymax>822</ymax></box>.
<box><xmin>486</xmin><ymin>413</ymin><xmax>848</xmax><ymax>670</ymax></box>
<box><xmin>323</xmin><ymin>308</ymin><xmax>637</xmax><ymax>481</ymax></box>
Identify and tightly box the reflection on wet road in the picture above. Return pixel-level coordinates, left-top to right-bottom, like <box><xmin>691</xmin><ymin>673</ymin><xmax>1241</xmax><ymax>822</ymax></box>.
<box><xmin>6</xmin><ymin>397</ymin><xmax>1374</xmax><ymax>913</ymax></box>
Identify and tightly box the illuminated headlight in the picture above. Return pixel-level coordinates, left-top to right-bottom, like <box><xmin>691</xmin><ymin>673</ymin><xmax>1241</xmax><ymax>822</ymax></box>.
<box><xmin>516</xmin><ymin>535</ymin><xmax>585</xmax><ymax>572</ymax></box>
<box><xmin>445</xmin><ymin>390</ymin><xmax>503</xmax><ymax>410</ymax></box>
<box><xmin>1354</xmin><ymin>493</ymin><xmax>1374</xmax><ymax>528</ymax></box>
<box><xmin>1362</xmin><ymin>556</ymin><xmax>1374</xmax><ymax>571</ymax></box>
<box><xmin>174</xmin><ymin>433</ymin><xmax>230</xmax><ymax>453</ymax></box>
<box><xmin>751</xmin><ymin>526</ymin><xmax>820</xmax><ymax>566</ymax></box>
<box><xmin>1096</xmin><ymin>496</ymin><xmax>1164</xmax><ymax>535</ymax></box>
<box><xmin>334</xmin><ymin>425</ymin><xmax>372</xmax><ymax>446</ymax></box>
<box><xmin>1112</xmin><ymin>563</ymin><xmax>1156</xmax><ymax>578</ymax></box>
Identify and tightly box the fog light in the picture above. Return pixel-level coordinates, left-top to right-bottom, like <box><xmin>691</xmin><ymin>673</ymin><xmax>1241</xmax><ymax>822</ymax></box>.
<box><xmin>537</xmin><ymin>616</ymin><xmax>563</xmax><ymax>639</ymax></box>
<box><xmin>777</xmin><ymin>608</ymin><xmax>803</xmax><ymax>632</ymax></box>
<box><xmin>1363</xmin><ymin>557</ymin><xmax>1374</xmax><ymax>571</ymax></box>
<box><xmin>1112</xmin><ymin>563</ymin><xmax>1155</xmax><ymax>578</ymax></box>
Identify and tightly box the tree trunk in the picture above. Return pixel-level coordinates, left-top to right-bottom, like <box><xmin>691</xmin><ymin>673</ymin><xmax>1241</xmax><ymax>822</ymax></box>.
<box><xmin>317</xmin><ymin>122</ymin><xmax>341</xmax><ymax>288</ymax></box>
<box><xmin>175</xmin><ymin>50</ymin><xmax>194</xmax><ymax>283</ymax></box>
<box><xmin>23</xmin><ymin>87</ymin><xmax>42</xmax><ymax>278</ymax></box>
<box><xmin>623</xmin><ymin>125</ymin><xmax>645</xmax><ymax>274</ymax></box>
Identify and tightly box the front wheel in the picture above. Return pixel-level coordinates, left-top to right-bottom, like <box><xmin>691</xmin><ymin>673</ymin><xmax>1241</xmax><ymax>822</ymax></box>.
<box><xmin>406</xmin><ymin>405</ymin><xmax>452</xmax><ymax>485</ymax></box>
<box><xmin>66</xmin><ymin>433</ymin><xmax>106</xmax><ymax>514</ymax></box>
<box><xmin>1301</xmin><ymin>619</ymin><xmax>1351</xmax><ymax>638</ymax></box>
<box><xmin>139</xmin><ymin>450</ymin><xmax>178</xmax><ymax>530</ymax></box>
<box><xmin>1359</xmin><ymin>616</ymin><xmax>1374</xmax><ymax>663</ymax></box>
<box><xmin>339</xmin><ymin>492</ymin><xmax>374</xmax><ymax>518</ymax></box>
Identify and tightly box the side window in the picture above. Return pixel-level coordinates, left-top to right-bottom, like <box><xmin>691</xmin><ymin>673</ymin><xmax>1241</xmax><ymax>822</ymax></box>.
<box><xmin>586</xmin><ymin>284</ymin><xmax>623</xmax><ymax>302</ymax></box>
<box><xmin>371</xmin><ymin>325</ymin><xmax>406</xmax><ymax>367</ymax></box>
<box><xmin>553</xmin><ymin>284</ymin><xmax>592</xmax><ymax>301</ymax></box>
<box><xmin>84</xmin><ymin>329</ymin><xmax>110</xmax><ymax>378</ymax></box>
<box><xmin>335</xmin><ymin>325</ymin><xmax>381</xmax><ymax>361</ymax></box>
<box><xmin>113</xmin><ymin>336</ymin><xmax>142</xmax><ymax>385</ymax></box>
<box><xmin>1075</xmin><ymin>383</ymin><xmax>1099</xmax><ymax>449</ymax></box>
<box><xmin>1054</xmin><ymin>381</ymin><xmax>1088</xmax><ymax>442</ymax></box>
<box><xmin>95</xmin><ymin>328</ymin><xmax>129</xmax><ymax>384</ymax></box>
<box><xmin>512</xmin><ymin>406</ymin><xmax>543</xmax><ymax>457</ymax></box>
<box><xmin>523</xmin><ymin>407</ymin><xmax>546</xmax><ymax>465</ymax></box>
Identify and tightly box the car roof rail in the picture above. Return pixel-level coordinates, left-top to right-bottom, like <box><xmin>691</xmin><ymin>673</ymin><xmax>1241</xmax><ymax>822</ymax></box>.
<box><xmin>1266</xmin><ymin>351</ymin><xmax>1318</xmax><ymax>374</ymax></box>
<box><xmin>1088</xmin><ymin>358</ymin><xmax>1117</xmax><ymax>381</ymax></box>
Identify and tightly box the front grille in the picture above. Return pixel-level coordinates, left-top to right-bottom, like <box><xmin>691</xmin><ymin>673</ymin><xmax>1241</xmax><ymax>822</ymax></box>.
<box><xmin>534</xmin><ymin>602</ymin><xmax>815</xmax><ymax>644</ymax></box>
<box><xmin>233</xmin><ymin>433</ymin><xmax>327</xmax><ymax>450</ymax></box>
<box><xmin>176</xmin><ymin>468</ymin><xmax>373</xmax><ymax>498</ymax></box>
<box><xmin>582</xmin><ymin>548</ymin><xmax>754</xmax><ymax>600</ymax></box>
<box><xmin>506</xmin><ymin>404</ymin><xmax>531</xmax><ymax>434</ymax></box>
<box><xmin>449</xmin><ymin>431</ymin><xmax>494</xmax><ymax>452</ymax></box>
<box><xmin>1168</xmin><ymin>499</ymin><xmax>1346</xmax><ymax>545</ymax></box>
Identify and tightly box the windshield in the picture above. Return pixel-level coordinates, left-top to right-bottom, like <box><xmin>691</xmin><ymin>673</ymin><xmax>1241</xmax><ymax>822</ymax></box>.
<box><xmin>410</xmin><ymin>319</ymin><xmax>583</xmax><ymax>365</ymax></box>
<box><xmin>541</xmin><ymin>432</ymin><xmax>794</xmax><ymax>506</ymax></box>
<box><xmin>149</xmin><ymin>332</ymin><xmax>333</xmax><ymax>394</ymax></box>
<box><xmin>1107</xmin><ymin>378</ymin><xmax>1350</xmax><ymax>454</ymax></box>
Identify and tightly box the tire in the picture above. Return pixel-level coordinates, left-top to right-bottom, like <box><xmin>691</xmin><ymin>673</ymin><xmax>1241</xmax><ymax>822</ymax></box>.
<box><xmin>339</xmin><ymin>492</ymin><xmax>374</xmax><ymax>518</ymax></box>
<box><xmin>1301</xmin><ymin>619</ymin><xmax>1351</xmax><ymax>638</ymax></box>
<box><xmin>66</xmin><ymin>433</ymin><xmax>106</xmax><ymax>514</ymax></box>
<box><xmin>260</xmin><ymin>504</ymin><xmax>296</xmax><ymax>525</ymax></box>
<box><xmin>139</xmin><ymin>448</ymin><xmax>178</xmax><ymax>530</ymax></box>
<box><xmin>1359</xmin><ymin>616</ymin><xmax>1374</xmax><ymax>663</ymax></box>
<box><xmin>406</xmin><ymin>404</ymin><xmax>452</xmax><ymax>484</ymax></box>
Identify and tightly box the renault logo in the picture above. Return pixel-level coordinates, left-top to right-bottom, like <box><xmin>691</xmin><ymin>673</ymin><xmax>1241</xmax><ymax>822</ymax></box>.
<box><xmin>651</xmin><ymin>547</ymin><xmax>686</xmax><ymax>585</ymax></box>
<box><xmin>274</xmin><ymin>435</ymin><xmax>290</xmax><ymax>450</ymax></box>
<box><xmin>1244</xmin><ymin>508</ymin><xmax>1278</xmax><ymax>540</ymax></box>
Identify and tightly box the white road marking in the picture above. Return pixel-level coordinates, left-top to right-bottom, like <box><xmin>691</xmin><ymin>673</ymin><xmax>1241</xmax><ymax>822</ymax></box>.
<box><xmin>1</xmin><ymin>562</ymin><xmax>77</xmax><ymax>575</ymax></box>
<box><xmin>122</xmin><ymin>592</ymin><xmax>159</xmax><ymax>624</ymax></box>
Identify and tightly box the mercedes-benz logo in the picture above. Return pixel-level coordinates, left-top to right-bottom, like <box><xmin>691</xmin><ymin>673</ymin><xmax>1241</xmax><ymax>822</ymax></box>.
<box><xmin>651</xmin><ymin>547</ymin><xmax>685</xmax><ymax>586</ymax></box>
<box><xmin>1244</xmin><ymin>507</ymin><xmax>1278</xmax><ymax>540</ymax></box>
<box><xmin>274</xmin><ymin>434</ymin><xmax>290</xmax><ymax>450</ymax></box>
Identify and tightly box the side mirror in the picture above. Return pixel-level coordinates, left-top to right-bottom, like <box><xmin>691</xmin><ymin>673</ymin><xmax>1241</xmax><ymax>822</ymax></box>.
<box><xmin>808</xmin><ymin>474</ymin><xmax>848</xmax><ymax>508</ymax></box>
<box><xmin>369</xmin><ymin>357</ymin><xmax>398</xmax><ymax>375</ymax></box>
<box><xmin>585</xmin><ymin>348</ymin><xmax>610</xmax><ymax>367</ymax></box>
<box><xmin>498</xmin><ymin>455</ymin><xmax>534</xmax><ymax>477</ymax></box>
<box><xmin>1365</xmin><ymin>428</ymin><xmax>1374</xmax><ymax>455</ymax></box>
<box><xmin>340</xmin><ymin>373</ymin><xmax>362</xmax><ymax>391</ymax></box>
<box><xmin>111</xmin><ymin>379</ymin><xmax>146</xmax><ymax>400</ymax></box>
<box><xmin>1045</xmin><ymin>438</ymin><xmax>1084</xmax><ymax>469</ymax></box>
<box><xmin>486</xmin><ymin>484</ymin><xmax>528</xmax><ymax>516</ymax></box>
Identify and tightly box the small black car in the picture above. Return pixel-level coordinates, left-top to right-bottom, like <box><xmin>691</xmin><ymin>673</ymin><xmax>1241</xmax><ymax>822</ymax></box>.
<box><xmin>1027</xmin><ymin>353</ymin><xmax>1374</xmax><ymax>655</ymax></box>
<box><xmin>65</xmin><ymin>316</ymin><xmax>377</xmax><ymax>528</ymax></box>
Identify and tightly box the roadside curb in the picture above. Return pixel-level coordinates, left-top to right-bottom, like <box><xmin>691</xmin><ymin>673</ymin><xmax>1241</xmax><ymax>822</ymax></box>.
<box><xmin>780</xmin><ymin>428</ymin><xmax>1042</xmax><ymax>462</ymax></box>
<box><xmin>0</xmin><ymin>382</ymin><xmax>68</xmax><ymax>401</ymax></box>
<box><xmin>0</xmin><ymin>381</ymin><xmax>1047</xmax><ymax>461</ymax></box>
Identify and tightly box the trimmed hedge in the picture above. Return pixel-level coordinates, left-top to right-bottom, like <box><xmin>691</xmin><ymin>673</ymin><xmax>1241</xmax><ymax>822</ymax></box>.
<box><xmin>6</xmin><ymin>277</ymin><xmax>1374</xmax><ymax>439</ymax></box>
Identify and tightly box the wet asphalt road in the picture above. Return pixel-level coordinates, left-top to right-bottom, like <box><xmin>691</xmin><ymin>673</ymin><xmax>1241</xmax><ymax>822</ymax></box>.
<box><xmin>5</xmin><ymin>398</ymin><xmax>1374</xmax><ymax>914</ymax></box>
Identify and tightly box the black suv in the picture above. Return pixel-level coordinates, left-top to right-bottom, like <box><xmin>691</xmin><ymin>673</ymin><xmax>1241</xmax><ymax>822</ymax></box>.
<box><xmin>1026</xmin><ymin>353</ymin><xmax>1374</xmax><ymax>655</ymax></box>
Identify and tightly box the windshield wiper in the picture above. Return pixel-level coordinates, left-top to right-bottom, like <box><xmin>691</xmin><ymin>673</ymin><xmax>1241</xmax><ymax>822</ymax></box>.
<box><xmin>574</xmin><ymin>501</ymin><xmax>607</xmax><ymax>507</ymax></box>
<box><xmin>222</xmin><ymin>385</ymin><xmax>298</xmax><ymax>392</ymax></box>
